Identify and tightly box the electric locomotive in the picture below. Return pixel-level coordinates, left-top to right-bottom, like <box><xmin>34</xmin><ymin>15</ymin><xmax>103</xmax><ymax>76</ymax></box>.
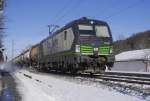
<box><xmin>38</xmin><ymin>17</ymin><xmax>115</xmax><ymax>73</ymax></box>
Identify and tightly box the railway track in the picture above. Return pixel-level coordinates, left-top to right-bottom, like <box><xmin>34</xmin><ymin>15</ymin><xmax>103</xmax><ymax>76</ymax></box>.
<box><xmin>29</xmin><ymin>68</ymin><xmax>150</xmax><ymax>85</ymax></box>
<box><xmin>78</xmin><ymin>71</ymin><xmax>150</xmax><ymax>85</ymax></box>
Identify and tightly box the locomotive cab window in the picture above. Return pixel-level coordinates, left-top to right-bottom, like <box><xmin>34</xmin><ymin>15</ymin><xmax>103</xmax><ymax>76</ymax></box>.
<box><xmin>78</xmin><ymin>25</ymin><xmax>95</xmax><ymax>35</ymax></box>
<box><xmin>95</xmin><ymin>26</ymin><xmax>110</xmax><ymax>37</ymax></box>
<box><xmin>64</xmin><ymin>30</ymin><xmax>67</xmax><ymax>40</ymax></box>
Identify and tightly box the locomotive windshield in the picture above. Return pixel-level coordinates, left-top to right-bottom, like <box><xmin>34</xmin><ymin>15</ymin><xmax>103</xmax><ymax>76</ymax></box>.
<box><xmin>95</xmin><ymin>25</ymin><xmax>110</xmax><ymax>37</ymax></box>
<box><xmin>78</xmin><ymin>25</ymin><xmax>95</xmax><ymax>35</ymax></box>
<box><xmin>78</xmin><ymin>24</ymin><xmax>110</xmax><ymax>37</ymax></box>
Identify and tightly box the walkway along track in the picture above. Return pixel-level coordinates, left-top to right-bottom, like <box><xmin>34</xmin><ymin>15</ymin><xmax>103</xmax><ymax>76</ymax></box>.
<box><xmin>0</xmin><ymin>71</ymin><xmax>21</xmax><ymax>101</ymax></box>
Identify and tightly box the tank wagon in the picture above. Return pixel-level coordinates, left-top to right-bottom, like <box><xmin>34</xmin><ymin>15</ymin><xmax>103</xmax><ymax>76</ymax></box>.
<box><xmin>14</xmin><ymin>50</ymin><xmax>30</xmax><ymax>67</ymax></box>
<box><xmin>30</xmin><ymin>43</ymin><xmax>39</xmax><ymax>68</ymax></box>
<box><xmin>12</xmin><ymin>53</ymin><xmax>23</xmax><ymax>66</ymax></box>
<box><xmin>35</xmin><ymin>17</ymin><xmax>115</xmax><ymax>73</ymax></box>
<box><xmin>22</xmin><ymin>50</ymin><xmax>30</xmax><ymax>66</ymax></box>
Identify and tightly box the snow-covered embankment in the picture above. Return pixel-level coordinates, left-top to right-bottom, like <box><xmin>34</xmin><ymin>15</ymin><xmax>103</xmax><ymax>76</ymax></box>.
<box><xmin>13</xmin><ymin>70</ymin><xmax>145</xmax><ymax>101</ymax></box>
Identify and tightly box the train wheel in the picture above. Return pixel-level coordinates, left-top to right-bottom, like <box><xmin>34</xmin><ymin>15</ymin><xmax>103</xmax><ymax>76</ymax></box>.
<box><xmin>104</xmin><ymin>65</ymin><xmax>111</xmax><ymax>71</ymax></box>
<box><xmin>90</xmin><ymin>72</ymin><xmax>93</xmax><ymax>75</ymax></box>
<box><xmin>71</xmin><ymin>70</ymin><xmax>77</xmax><ymax>75</ymax></box>
<box><xmin>104</xmin><ymin>65</ymin><xmax>108</xmax><ymax>71</ymax></box>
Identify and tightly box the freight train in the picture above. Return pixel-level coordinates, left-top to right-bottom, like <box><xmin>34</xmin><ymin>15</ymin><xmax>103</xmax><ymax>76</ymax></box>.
<box><xmin>12</xmin><ymin>17</ymin><xmax>115</xmax><ymax>73</ymax></box>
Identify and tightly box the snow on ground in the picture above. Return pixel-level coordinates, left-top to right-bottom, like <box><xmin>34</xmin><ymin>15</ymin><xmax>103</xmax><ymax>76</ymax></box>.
<box><xmin>112</xmin><ymin>61</ymin><xmax>147</xmax><ymax>72</ymax></box>
<box><xmin>0</xmin><ymin>63</ymin><xmax>20</xmax><ymax>72</ymax></box>
<box><xmin>12</xmin><ymin>69</ymin><xmax>145</xmax><ymax>101</ymax></box>
<box><xmin>113</xmin><ymin>49</ymin><xmax>150</xmax><ymax>72</ymax></box>
<box><xmin>115</xmin><ymin>49</ymin><xmax>150</xmax><ymax>61</ymax></box>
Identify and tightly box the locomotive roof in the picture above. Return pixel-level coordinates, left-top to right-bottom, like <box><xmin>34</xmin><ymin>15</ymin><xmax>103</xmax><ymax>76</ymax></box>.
<box><xmin>65</xmin><ymin>17</ymin><xmax>108</xmax><ymax>27</ymax></box>
<box><xmin>40</xmin><ymin>17</ymin><xmax>108</xmax><ymax>43</ymax></box>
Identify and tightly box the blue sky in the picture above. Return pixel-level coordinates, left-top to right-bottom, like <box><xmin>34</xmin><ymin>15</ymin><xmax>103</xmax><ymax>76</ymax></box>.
<box><xmin>4</xmin><ymin>0</ymin><xmax>150</xmax><ymax>59</ymax></box>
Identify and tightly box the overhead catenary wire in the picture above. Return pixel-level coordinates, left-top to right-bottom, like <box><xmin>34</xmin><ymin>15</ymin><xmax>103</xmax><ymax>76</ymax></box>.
<box><xmin>92</xmin><ymin>0</ymin><xmax>122</xmax><ymax>18</ymax></box>
<box><xmin>103</xmin><ymin>0</ymin><xmax>145</xmax><ymax>20</ymax></box>
<box><xmin>52</xmin><ymin>0</ymin><xmax>143</xmax><ymax>24</ymax></box>
<box><xmin>52</xmin><ymin>0</ymin><xmax>85</xmax><ymax>24</ymax></box>
<box><xmin>50</xmin><ymin>0</ymin><xmax>71</xmax><ymax>24</ymax></box>
<box><xmin>49</xmin><ymin>0</ymin><xmax>145</xmax><ymax>33</ymax></box>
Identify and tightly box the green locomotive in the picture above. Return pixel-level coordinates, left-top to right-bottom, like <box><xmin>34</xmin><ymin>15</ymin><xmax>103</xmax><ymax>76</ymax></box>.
<box><xmin>37</xmin><ymin>17</ymin><xmax>115</xmax><ymax>73</ymax></box>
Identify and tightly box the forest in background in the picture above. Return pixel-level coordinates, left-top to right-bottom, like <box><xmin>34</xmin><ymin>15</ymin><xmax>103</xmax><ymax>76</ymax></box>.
<box><xmin>114</xmin><ymin>30</ymin><xmax>150</xmax><ymax>54</ymax></box>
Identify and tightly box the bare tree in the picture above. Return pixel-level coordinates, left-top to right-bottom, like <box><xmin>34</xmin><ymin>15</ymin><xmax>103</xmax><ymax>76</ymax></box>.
<box><xmin>0</xmin><ymin>0</ymin><xmax>5</xmax><ymax>48</ymax></box>
<box><xmin>117</xmin><ymin>34</ymin><xmax>126</xmax><ymax>41</ymax></box>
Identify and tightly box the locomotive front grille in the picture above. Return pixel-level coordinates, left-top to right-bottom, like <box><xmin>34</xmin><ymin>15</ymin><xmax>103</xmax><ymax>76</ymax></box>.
<box><xmin>80</xmin><ymin>45</ymin><xmax>111</xmax><ymax>55</ymax></box>
<box><xmin>99</xmin><ymin>46</ymin><xmax>110</xmax><ymax>55</ymax></box>
<box><xmin>80</xmin><ymin>45</ymin><xmax>93</xmax><ymax>55</ymax></box>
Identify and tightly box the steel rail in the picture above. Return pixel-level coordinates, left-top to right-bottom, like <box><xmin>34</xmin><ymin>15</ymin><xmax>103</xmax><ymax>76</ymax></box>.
<box><xmin>78</xmin><ymin>71</ymin><xmax>150</xmax><ymax>85</ymax></box>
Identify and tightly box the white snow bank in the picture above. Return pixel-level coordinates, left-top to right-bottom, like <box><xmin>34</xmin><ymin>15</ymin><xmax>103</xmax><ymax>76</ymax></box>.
<box><xmin>0</xmin><ymin>62</ymin><xmax>21</xmax><ymax>73</ymax></box>
<box><xmin>13</xmin><ymin>70</ymin><xmax>145</xmax><ymax>101</ymax></box>
<box><xmin>116</xmin><ymin>49</ymin><xmax>150</xmax><ymax>61</ymax></box>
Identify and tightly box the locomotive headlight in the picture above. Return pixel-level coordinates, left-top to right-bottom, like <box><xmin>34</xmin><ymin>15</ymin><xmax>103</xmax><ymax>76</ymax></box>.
<box><xmin>75</xmin><ymin>45</ymin><xmax>80</xmax><ymax>52</ymax></box>
<box><xmin>93</xmin><ymin>48</ymin><xmax>98</xmax><ymax>51</ymax></box>
<box><xmin>110</xmin><ymin>47</ymin><xmax>113</xmax><ymax>54</ymax></box>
